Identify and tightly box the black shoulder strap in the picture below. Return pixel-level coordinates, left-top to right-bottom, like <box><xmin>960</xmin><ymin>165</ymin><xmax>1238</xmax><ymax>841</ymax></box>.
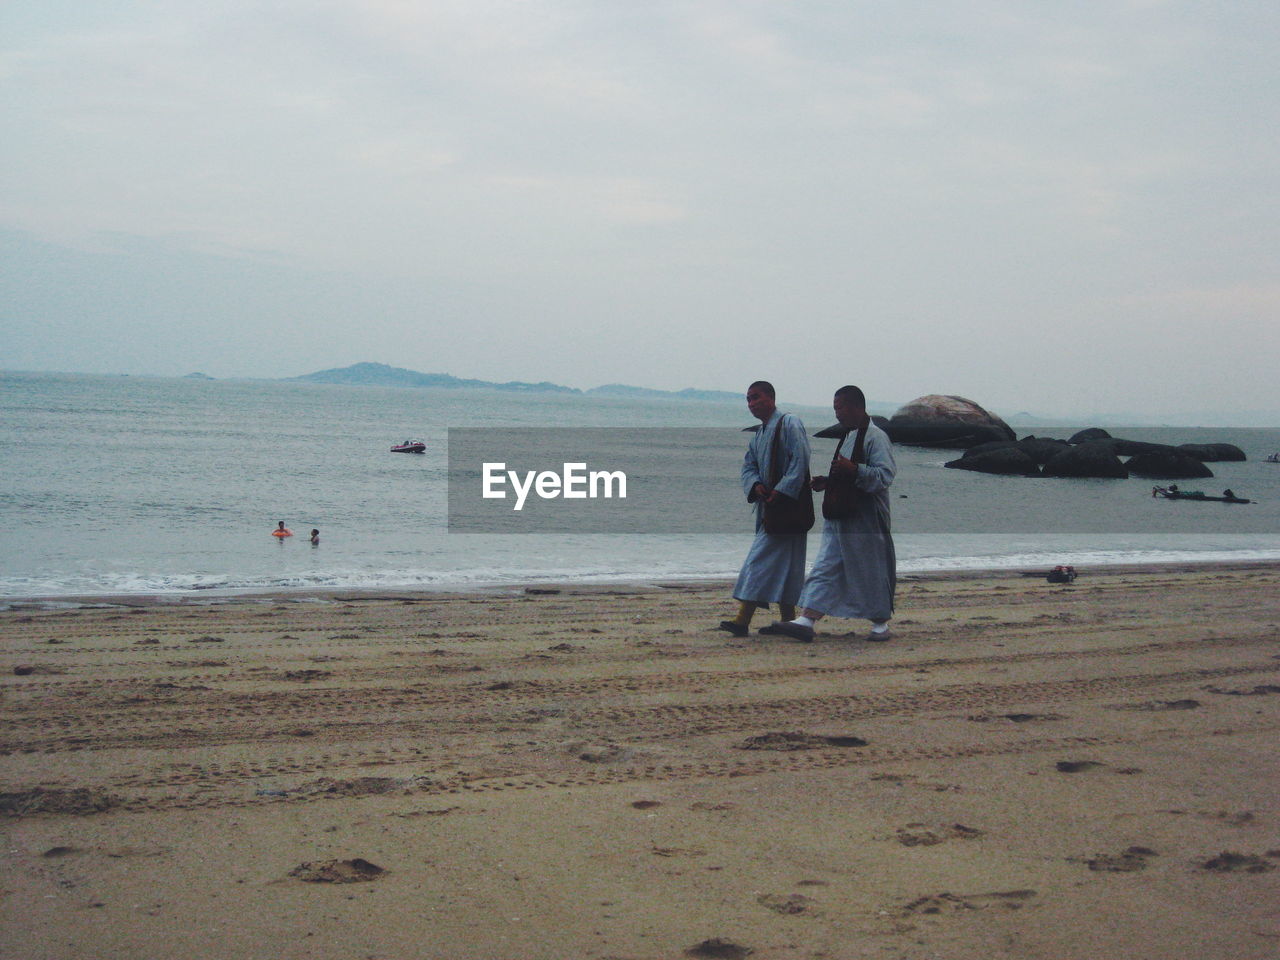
<box><xmin>767</xmin><ymin>414</ymin><xmax>788</xmax><ymax>486</ymax></box>
<box><xmin>831</xmin><ymin>417</ymin><xmax>869</xmax><ymax>470</ymax></box>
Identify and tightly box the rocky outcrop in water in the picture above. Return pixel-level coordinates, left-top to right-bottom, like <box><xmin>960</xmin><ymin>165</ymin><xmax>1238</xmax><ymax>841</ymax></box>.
<box><xmin>1177</xmin><ymin>443</ymin><xmax>1246</xmax><ymax>462</ymax></box>
<box><xmin>884</xmin><ymin>395</ymin><xmax>1016</xmax><ymax>448</ymax></box>
<box><xmin>1042</xmin><ymin>442</ymin><xmax>1130</xmax><ymax>479</ymax></box>
<box><xmin>1125</xmin><ymin>449</ymin><xmax>1215</xmax><ymax>480</ymax></box>
<box><xmin>870</xmin><ymin>396</ymin><xmax>1245</xmax><ymax>485</ymax></box>
<box><xmin>944</xmin><ymin>436</ymin><xmax>1074</xmax><ymax>476</ymax></box>
<box><xmin>1068</xmin><ymin>428</ymin><xmax>1111</xmax><ymax>444</ymax></box>
<box><xmin>945</xmin><ymin>447</ymin><xmax>1042</xmax><ymax>476</ymax></box>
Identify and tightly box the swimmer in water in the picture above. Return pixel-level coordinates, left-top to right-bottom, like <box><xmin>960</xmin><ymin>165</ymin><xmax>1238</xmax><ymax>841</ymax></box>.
<box><xmin>273</xmin><ymin>521</ymin><xmax>293</xmax><ymax>538</ymax></box>
<box><xmin>310</xmin><ymin>529</ymin><xmax>320</xmax><ymax>544</ymax></box>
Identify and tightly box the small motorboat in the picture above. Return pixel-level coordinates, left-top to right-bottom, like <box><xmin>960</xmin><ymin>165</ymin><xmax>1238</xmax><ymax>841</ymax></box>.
<box><xmin>1153</xmin><ymin>486</ymin><xmax>1252</xmax><ymax>504</ymax></box>
<box><xmin>390</xmin><ymin>439</ymin><xmax>426</xmax><ymax>454</ymax></box>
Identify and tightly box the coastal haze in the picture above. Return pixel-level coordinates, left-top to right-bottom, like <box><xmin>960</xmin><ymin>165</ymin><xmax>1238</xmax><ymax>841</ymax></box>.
<box><xmin>2</xmin><ymin>2</ymin><xmax>1278</xmax><ymax>424</ymax></box>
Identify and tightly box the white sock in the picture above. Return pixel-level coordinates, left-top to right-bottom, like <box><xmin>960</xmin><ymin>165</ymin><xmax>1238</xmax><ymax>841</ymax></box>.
<box><xmin>870</xmin><ymin>621</ymin><xmax>889</xmax><ymax>634</ymax></box>
<box><xmin>794</xmin><ymin>616</ymin><xmax>815</xmax><ymax>628</ymax></box>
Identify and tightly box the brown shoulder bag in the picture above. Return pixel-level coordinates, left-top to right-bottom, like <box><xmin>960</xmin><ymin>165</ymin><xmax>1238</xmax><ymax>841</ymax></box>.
<box><xmin>821</xmin><ymin>419</ymin><xmax>870</xmax><ymax>520</ymax></box>
<box><xmin>761</xmin><ymin>415</ymin><xmax>815</xmax><ymax>535</ymax></box>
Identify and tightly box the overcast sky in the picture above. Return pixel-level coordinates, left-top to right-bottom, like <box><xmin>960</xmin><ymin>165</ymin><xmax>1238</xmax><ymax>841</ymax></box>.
<box><xmin>2</xmin><ymin>1</ymin><xmax>1277</xmax><ymax>420</ymax></box>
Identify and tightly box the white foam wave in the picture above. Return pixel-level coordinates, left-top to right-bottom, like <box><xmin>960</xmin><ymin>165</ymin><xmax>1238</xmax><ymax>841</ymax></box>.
<box><xmin>2</xmin><ymin>546</ymin><xmax>1279</xmax><ymax>602</ymax></box>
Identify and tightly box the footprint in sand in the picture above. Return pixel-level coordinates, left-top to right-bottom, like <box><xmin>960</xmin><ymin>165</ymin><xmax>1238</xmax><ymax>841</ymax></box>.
<box><xmin>1113</xmin><ymin>699</ymin><xmax>1201</xmax><ymax>711</ymax></box>
<box><xmin>1082</xmin><ymin>846</ymin><xmax>1158</xmax><ymax>872</ymax></box>
<box><xmin>573</xmin><ymin>742</ymin><xmax>631</xmax><ymax>763</ymax></box>
<box><xmin>288</xmin><ymin>858</ymin><xmax>386</xmax><ymax>883</ymax></box>
<box><xmin>901</xmin><ymin>889</ymin><xmax>1036</xmax><ymax>916</ymax></box>
<box><xmin>651</xmin><ymin>845</ymin><xmax>707</xmax><ymax>858</ymax></box>
<box><xmin>737</xmin><ymin>732</ymin><xmax>867</xmax><ymax>751</ymax></box>
<box><xmin>41</xmin><ymin>846</ymin><xmax>83</xmax><ymax>858</ymax></box>
<box><xmin>968</xmin><ymin>712</ymin><xmax>1063</xmax><ymax>723</ymax></box>
<box><xmin>279</xmin><ymin>669</ymin><xmax>331</xmax><ymax>682</ymax></box>
<box><xmin>686</xmin><ymin>939</ymin><xmax>752</xmax><ymax>959</ymax></box>
<box><xmin>756</xmin><ymin>893</ymin><xmax>816</xmax><ymax>915</ymax></box>
<box><xmin>895</xmin><ymin>823</ymin><xmax>984</xmax><ymax>847</ymax></box>
<box><xmin>1055</xmin><ymin>760</ymin><xmax>1106</xmax><ymax>773</ymax></box>
<box><xmin>1202</xmin><ymin>684</ymin><xmax>1280</xmax><ymax>696</ymax></box>
<box><xmin>1200</xmin><ymin>851</ymin><xmax>1277</xmax><ymax>874</ymax></box>
<box><xmin>292</xmin><ymin>776</ymin><xmax>417</xmax><ymax>798</ymax></box>
<box><xmin>0</xmin><ymin>787</ymin><xmax>120</xmax><ymax>817</ymax></box>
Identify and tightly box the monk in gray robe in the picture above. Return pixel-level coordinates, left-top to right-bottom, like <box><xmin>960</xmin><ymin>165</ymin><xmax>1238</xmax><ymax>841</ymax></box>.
<box><xmin>762</xmin><ymin>384</ymin><xmax>896</xmax><ymax>642</ymax></box>
<box><xmin>718</xmin><ymin>381</ymin><xmax>811</xmax><ymax>637</ymax></box>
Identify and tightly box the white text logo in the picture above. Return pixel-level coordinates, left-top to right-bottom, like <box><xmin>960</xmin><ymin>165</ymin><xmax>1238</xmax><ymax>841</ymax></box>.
<box><xmin>482</xmin><ymin>462</ymin><xmax>627</xmax><ymax>511</ymax></box>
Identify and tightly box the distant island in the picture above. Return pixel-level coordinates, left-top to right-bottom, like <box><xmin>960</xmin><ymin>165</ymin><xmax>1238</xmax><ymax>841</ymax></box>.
<box><xmin>290</xmin><ymin>362</ymin><xmax>744</xmax><ymax>403</ymax></box>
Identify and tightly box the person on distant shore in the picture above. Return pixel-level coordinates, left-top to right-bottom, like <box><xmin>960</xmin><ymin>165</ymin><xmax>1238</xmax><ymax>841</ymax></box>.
<box><xmin>762</xmin><ymin>384</ymin><xmax>896</xmax><ymax>643</ymax></box>
<box><xmin>273</xmin><ymin>521</ymin><xmax>293</xmax><ymax>538</ymax></box>
<box><xmin>718</xmin><ymin>381</ymin><xmax>811</xmax><ymax>637</ymax></box>
<box><xmin>310</xmin><ymin>528</ymin><xmax>320</xmax><ymax>544</ymax></box>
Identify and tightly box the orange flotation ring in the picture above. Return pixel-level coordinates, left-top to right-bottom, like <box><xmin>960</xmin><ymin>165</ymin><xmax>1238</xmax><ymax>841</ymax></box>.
<box><xmin>272</xmin><ymin>528</ymin><xmax>293</xmax><ymax>538</ymax></box>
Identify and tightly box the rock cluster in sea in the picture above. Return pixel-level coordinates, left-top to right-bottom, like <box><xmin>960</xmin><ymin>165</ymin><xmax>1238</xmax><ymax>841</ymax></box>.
<box><xmin>814</xmin><ymin>393</ymin><xmax>1248</xmax><ymax>480</ymax></box>
<box><xmin>942</xmin><ymin>427</ymin><xmax>1247</xmax><ymax>480</ymax></box>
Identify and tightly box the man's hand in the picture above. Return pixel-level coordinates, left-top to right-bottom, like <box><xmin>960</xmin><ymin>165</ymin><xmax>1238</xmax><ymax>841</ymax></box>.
<box><xmin>811</xmin><ymin>475</ymin><xmax>828</xmax><ymax>491</ymax></box>
<box><xmin>830</xmin><ymin>455</ymin><xmax>859</xmax><ymax>478</ymax></box>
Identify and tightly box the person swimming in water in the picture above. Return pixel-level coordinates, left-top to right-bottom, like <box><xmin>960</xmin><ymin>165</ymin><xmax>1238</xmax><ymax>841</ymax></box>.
<box><xmin>273</xmin><ymin>521</ymin><xmax>293</xmax><ymax>538</ymax></box>
<box><xmin>310</xmin><ymin>529</ymin><xmax>319</xmax><ymax>544</ymax></box>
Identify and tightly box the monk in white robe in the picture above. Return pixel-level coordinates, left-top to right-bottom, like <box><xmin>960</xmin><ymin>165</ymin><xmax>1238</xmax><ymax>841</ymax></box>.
<box><xmin>763</xmin><ymin>385</ymin><xmax>896</xmax><ymax>642</ymax></box>
<box><xmin>718</xmin><ymin>381</ymin><xmax>811</xmax><ymax>637</ymax></box>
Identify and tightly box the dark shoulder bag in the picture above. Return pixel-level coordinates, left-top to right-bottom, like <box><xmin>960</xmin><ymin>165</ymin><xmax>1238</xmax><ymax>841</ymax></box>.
<box><xmin>761</xmin><ymin>415</ymin><xmax>815</xmax><ymax>535</ymax></box>
<box><xmin>821</xmin><ymin>419</ymin><xmax>869</xmax><ymax>520</ymax></box>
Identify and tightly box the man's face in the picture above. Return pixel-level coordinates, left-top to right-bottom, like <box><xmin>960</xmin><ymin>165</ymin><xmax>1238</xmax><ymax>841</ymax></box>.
<box><xmin>746</xmin><ymin>387</ymin><xmax>776</xmax><ymax>422</ymax></box>
<box><xmin>833</xmin><ymin>393</ymin><xmax>864</xmax><ymax>427</ymax></box>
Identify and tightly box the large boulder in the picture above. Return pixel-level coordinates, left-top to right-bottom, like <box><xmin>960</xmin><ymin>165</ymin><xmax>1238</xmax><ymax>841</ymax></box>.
<box><xmin>1016</xmin><ymin>436</ymin><xmax>1073</xmax><ymax>465</ymax></box>
<box><xmin>945</xmin><ymin>447</ymin><xmax>1041</xmax><ymax>476</ymax></box>
<box><xmin>885</xmin><ymin>395</ymin><xmax>1016</xmax><ymax>448</ymax></box>
<box><xmin>961</xmin><ymin>439</ymin><xmax>1018</xmax><ymax>457</ymax></box>
<box><xmin>962</xmin><ymin>436</ymin><xmax>1070</xmax><ymax>466</ymax></box>
<box><xmin>1103</xmin><ymin>438</ymin><xmax>1174</xmax><ymax>457</ymax></box>
<box><xmin>1177</xmin><ymin>443</ymin><xmax>1246</xmax><ymax>462</ymax></box>
<box><xmin>1126</xmin><ymin>450</ymin><xmax>1214</xmax><ymax>480</ymax></box>
<box><xmin>1043</xmin><ymin>441</ymin><xmax>1129</xmax><ymax>479</ymax></box>
<box><xmin>1068</xmin><ymin>427</ymin><xmax>1111</xmax><ymax>444</ymax></box>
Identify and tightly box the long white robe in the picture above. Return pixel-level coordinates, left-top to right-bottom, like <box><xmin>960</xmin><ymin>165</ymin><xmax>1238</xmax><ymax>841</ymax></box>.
<box><xmin>732</xmin><ymin>410</ymin><xmax>811</xmax><ymax>605</ymax></box>
<box><xmin>798</xmin><ymin>421</ymin><xmax>896</xmax><ymax>620</ymax></box>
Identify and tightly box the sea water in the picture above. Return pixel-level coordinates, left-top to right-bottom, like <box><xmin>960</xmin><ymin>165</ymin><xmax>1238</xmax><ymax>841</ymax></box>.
<box><xmin>1</xmin><ymin>370</ymin><xmax>1277</xmax><ymax>600</ymax></box>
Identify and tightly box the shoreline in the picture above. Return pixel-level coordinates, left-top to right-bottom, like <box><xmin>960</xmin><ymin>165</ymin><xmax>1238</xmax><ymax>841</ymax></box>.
<box><xmin>5</xmin><ymin>555</ymin><xmax>1279</xmax><ymax>610</ymax></box>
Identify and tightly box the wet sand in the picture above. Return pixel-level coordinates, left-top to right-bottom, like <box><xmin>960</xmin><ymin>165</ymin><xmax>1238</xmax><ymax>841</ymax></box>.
<box><xmin>2</xmin><ymin>563</ymin><xmax>1279</xmax><ymax>959</ymax></box>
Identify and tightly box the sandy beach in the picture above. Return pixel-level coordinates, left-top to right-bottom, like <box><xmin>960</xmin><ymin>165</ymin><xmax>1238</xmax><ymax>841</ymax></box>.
<box><xmin>2</xmin><ymin>563</ymin><xmax>1279</xmax><ymax>959</ymax></box>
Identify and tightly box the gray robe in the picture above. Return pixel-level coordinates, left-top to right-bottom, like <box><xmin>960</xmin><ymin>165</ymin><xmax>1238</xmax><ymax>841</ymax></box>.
<box><xmin>732</xmin><ymin>410</ymin><xmax>811</xmax><ymax>605</ymax></box>
<box><xmin>798</xmin><ymin>421</ymin><xmax>896</xmax><ymax>620</ymax></box>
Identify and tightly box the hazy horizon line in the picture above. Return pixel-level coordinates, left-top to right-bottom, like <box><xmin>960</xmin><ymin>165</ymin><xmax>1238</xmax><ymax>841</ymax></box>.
<box><xmin>2</xmin><ymin>364</ymin><xmax>1278</xmax><ymax>430</ymax></box>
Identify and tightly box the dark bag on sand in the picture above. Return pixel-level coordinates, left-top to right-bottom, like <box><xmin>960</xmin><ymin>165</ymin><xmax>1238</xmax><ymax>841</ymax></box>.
<box><xmin>821</xmin><ymin>420</ymin><xmax>870</xmax><ymax>520</ymax></box>
<box><xmin>761</xmin><ymin>415</ymin><xmax>815</xmax><ymax>535</ymax></box>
